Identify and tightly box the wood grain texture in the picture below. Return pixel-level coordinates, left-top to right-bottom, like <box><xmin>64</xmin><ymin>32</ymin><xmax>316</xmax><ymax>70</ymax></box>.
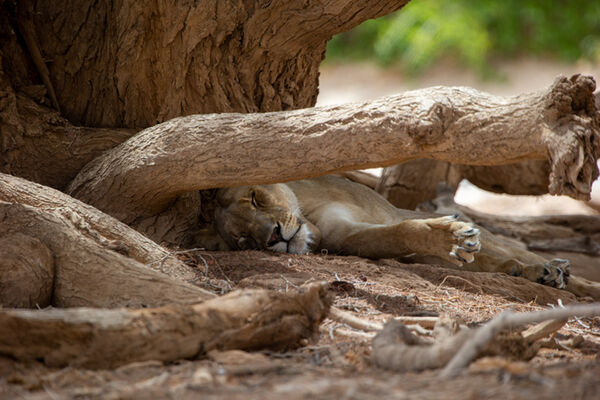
<box><xmin>25</xmin><ymin>0</ymin><xmax>409</xmax><ymax>128</ymax></box>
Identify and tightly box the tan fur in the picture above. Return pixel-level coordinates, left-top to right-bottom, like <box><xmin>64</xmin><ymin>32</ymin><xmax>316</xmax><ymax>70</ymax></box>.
<box><xmin>210</xmin><ymin>175</ymin><xmax>600</xmax><ymax>298</ymax></box>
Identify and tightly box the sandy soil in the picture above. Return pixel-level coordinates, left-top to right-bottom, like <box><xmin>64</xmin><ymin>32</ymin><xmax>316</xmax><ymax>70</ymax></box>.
<box><xmin>318</xmin><ymin>58</ymin><xmax>600</xmax><ymax>216</ymax></box>
<box><xmin>2</xmin><ymin>251</ymin><xmax>599</xmax><ymax>399</ymax></box>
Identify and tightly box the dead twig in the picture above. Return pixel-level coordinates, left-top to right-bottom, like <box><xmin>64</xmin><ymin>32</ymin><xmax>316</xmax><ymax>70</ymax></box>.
<box><xmin>394</xmin><ymin>316</ymin><xmax>439</xmax><ymax>329</ymax></box>
<box><xmin>521</xmin><ymin>319</ymin><xmax>567</xmax><ymax>343</ymax></box>
<box><xmin>329</xmin><ymin>307</ymin><xmax>383</xmax><ymax>332</ymax></box>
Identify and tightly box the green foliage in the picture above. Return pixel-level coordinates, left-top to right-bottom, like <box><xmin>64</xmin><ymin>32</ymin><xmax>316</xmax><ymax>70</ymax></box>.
<box><xmin>326</xmin><ymin>0</ymin><xmax>600</xmax><ymax>74</ymax></box>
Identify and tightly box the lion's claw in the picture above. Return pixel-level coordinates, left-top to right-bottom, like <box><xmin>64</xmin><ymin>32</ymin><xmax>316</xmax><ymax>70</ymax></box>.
<box><xmin>424</xmin><ymin>215</ymin><xmax>482</xmax><ymax>266</ymax></box>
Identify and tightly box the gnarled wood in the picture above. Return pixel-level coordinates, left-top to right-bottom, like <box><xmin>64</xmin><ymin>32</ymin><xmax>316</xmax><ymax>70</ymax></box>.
<box><xmin>1</xmin><ymin>1</ymin><xmax>410</xmax><ymax>188</ymax></box>
<box><xmin>0</xmin><ymin>173</ymin><xmax>213</xmax><ymax>308</ymax></box>
<box><xmin>67</xmin><ymin>75</ymin><xmax>600</xmax><ymax>225</ymax></box>
<box><xmin>373</xmin><ymin>304</ymin><xmax>600</xmax><ymax>375</ymax></box>
<box><xmin>0</xmin><ymin>283</ymin><xmax>332</xmax><ymax>368</ymax></box>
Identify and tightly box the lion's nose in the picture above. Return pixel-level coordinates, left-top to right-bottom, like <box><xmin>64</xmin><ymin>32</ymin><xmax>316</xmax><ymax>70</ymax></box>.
<box><xmin>267</xmin><ymin>223</ymin><xmax>284</xmax><ymax>247</ymax></box>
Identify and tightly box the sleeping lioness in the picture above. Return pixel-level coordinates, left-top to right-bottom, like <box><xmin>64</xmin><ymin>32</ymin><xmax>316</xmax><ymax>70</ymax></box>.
<box><xmin>207</xmin><ymin>175</ymin><xmax>600</xmax><ymax>299</ymax></box>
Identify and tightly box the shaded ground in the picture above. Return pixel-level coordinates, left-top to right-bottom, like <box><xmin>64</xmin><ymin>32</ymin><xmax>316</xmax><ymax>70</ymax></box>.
<box><xmin>2</xmin><ymin>250</ymin><xmax>599</xmax><ymax>399</ymax></box>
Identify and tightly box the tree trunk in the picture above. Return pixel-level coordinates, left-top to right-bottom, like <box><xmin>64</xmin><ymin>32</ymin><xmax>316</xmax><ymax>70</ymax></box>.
<box><xmin>1</xmin><ymin>0</ymin><xmax>409</xmax><ymax>189</ymax></box>
<box><xmin>67</xmin><ymin>75</ymin><xmax>599</xmax><ymax>231</ymax></box>
<box><xmin>8</xmin><ymin>0</ymin><xmax>408</xmax><ymax>129</ymax></box>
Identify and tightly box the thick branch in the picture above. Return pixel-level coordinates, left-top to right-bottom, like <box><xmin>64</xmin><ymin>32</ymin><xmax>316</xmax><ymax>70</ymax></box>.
<box><xmin>68</xmin><ymin>75</ymin><xmax>600</xmax><ymax>223</ymax></box>
<box><xmin>0</xmin><ymin>283</ymin><xmax>332</xmax><ymax>368</ymax></box>
<box><xmin>377</xmin><ymin>159</ymin><xmax>549</xmax><ymax>210</ymax></box>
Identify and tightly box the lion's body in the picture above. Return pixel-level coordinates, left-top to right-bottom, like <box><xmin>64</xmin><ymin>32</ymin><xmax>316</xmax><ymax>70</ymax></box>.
<box><xmin>211</xmin><ymin>175</ymin><xmax>600</xmax><ymax>299</ymax></box>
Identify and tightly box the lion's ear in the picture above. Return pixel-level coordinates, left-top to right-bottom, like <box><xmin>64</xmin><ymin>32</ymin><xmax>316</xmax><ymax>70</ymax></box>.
<box><xmin>193</xmin><ymin>226</ymin><xmax>232</xmax><ymax>251</ymax></box>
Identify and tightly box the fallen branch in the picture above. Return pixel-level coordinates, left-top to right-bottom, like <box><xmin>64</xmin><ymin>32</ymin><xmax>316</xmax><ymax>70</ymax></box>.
<box><xmin>521</xmin><ymin>319</ymin><xmax>567</xmax><ymax>342</ymax></box>
<box><xmin>329</xmin><ymin>307</ymin><xmax>439</xmax><ymax>333</ymax></box>
<box><xmin>372</xmin><ymin>319</ymin><xmax>472</xmax><ymax>372</ymax></box>
<box><xmin>394</xmin><ymin>316</ymin><xmax>440</xmax><ymax>329</ymax></box>
<box><xmin>67</xmin><ymin>75</ymin><xmax>599</xmax><ymax>222</ymax></box>
<box><xmin>0</xmin><ymin>282</ymin><xmax>332</xmax><ymax>369</ymax></box>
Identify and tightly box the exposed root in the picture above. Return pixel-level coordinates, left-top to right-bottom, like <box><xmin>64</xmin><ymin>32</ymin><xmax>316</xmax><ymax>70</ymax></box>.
<box><xmin>371</xmin><ymin>303</ymin><xmax>600</xmax><ymax>376</ymax></box>
<box><xmin>440</xmin><ymin>303</ymin><xmax>600</xmax><ymax>378</ymax></box>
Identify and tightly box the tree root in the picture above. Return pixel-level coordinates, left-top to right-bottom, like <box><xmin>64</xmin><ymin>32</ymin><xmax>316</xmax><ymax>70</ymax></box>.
<box><xmin>0</xmin><ymin>173</ymin><xmax>213</xmax><ymax>308</ymax></box>
<box><xmin>371</xmin><ymin>303</ymin><xmax>600</xmax><ymax>376</ymax></box>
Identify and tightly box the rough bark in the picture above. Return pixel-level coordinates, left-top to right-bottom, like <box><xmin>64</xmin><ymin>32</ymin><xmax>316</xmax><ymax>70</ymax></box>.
<box><xmin>0</xmin><ymin>65</ymin><xmax>134</xmax><ymax>190</ymax></box>
<box><xmin>0</xmin><ymin>173</ymin><xmax>213</xmax><ymax>308</ymax></box>
<box><xmin>0</xmin><ymin>233</ymin><xmax>54</xmax><ymax>308</ymax></box>
<box><xmin>0</xmin><ymin>9</ymin><xmax>135</xmax><ymax>189</ymax></box>
<box><xmin>11</xmin><ymin>0</ymin><xmax>408</xmax><ymax>129</ymax></box>
<box><xmin>0</xmin><ymin>282</ymin><xmax>332</xmax><ymax>368</ymax></box>
<box><xmin>68</xmin><ymin>75</ymin><xmax>600</xmax><ymax>226</ymax></box>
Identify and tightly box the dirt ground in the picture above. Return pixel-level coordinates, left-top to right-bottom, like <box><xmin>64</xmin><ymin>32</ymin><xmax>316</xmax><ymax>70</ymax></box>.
<box><xmin>2</xmin><ymin>60</ymin><xmax>600</xmax><ymax>399</ymax></box>
<box><xmin>2</xmin><ymin>250</ymin><xmax>599</xmax><ymax>399</ymax></box>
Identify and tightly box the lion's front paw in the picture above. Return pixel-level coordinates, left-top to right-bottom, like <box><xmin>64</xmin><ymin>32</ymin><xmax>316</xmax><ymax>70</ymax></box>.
<box><xmin>424</xmin><ymin>215</ymin><xmax>481</xmax><ymax>266</ymax></box>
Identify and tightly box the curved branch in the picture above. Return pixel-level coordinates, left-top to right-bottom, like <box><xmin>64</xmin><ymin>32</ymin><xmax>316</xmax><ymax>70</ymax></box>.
<box><xmin>68</xmin><ymin>75</ymin><xmax>600</xmax><ymax>223</ymax></box>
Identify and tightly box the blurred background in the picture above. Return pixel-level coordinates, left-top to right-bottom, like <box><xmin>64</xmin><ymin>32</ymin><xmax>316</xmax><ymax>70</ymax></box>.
<box><xmin>317</xmin><ymin>0</ymin><xmax>600</xmax><ymax>216</ymax></box>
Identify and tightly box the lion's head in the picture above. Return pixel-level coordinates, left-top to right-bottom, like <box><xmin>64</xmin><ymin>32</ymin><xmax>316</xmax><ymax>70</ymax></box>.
<box><xmin>215</xmin><ymin>184</ymin><xmax>321</xmax><ymax>254</ymax></box>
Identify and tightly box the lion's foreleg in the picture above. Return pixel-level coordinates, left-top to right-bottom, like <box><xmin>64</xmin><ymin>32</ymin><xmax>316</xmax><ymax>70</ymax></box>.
<box><xmin>327</xmin><ymin>216</ymin><xmax>480</xmax><ymax>265</ymax></box>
